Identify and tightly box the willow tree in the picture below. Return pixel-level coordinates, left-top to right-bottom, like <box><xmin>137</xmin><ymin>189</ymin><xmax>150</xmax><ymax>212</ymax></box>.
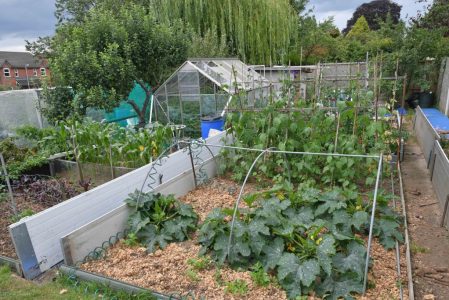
<box><xmin>149</xmin><ymin>0</ymin><xmax>299</xmax><ymax>65</ymax></box>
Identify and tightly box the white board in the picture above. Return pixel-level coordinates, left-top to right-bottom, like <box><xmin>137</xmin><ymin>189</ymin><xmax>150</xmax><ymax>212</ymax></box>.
<box><xmin>61</xmin><ymin>156</ymin><xmax>218</xmax><ymax>266</ymax></box>
<box><xmin>9</xmin><ymin>132</ymin><xmax>227</xmax><ymax>279</ymax></box>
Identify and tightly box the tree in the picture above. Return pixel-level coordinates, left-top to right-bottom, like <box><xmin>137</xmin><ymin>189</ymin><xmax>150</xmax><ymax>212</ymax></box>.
<box><xmin>343</xmin><ymin>0</ymin><xmax>401</xmax><ymax>34</ymax></box>
<box><xmin>289</xmin><ymin>0</ymin><xmax>309</xmax><ymax>15</ymax></box>
<box><xmin>55</xmin><ymin>0</ymin><xmax>96</xmax><ymax>24</ymax></box>
<box><xmin>412</xmin><ymin>0</ymin><xmax>449</xmax><ymax>36</ymax></box>
<box><xmin>297</xmin><ymin>16</ymin><xmax>342</xmax><ymax>64</ymax></box>
<box><xmin>50</xmin><ymin>3</ymin><xmax>189</xmax><ymax>126</ymax></box>
<box><xmin>148</xmin><ymin>0</ymin><xmax>300</xmax><ymax>65</ymax></box>
<box><xmin>346</xmin><ymin>16</ymin><xmax>371</xmax><ymax>42</ymax></box>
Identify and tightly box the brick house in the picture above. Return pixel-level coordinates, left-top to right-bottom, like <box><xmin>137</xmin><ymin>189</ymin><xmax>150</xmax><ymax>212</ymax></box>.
<box><xmin>0</xmin><ymin>51</ymin><xmax>50</xmax><ymax>89</ymax></box>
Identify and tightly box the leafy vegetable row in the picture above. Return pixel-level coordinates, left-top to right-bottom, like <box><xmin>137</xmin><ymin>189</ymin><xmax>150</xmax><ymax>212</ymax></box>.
<box><xmin>124</xmin><ymin>184</ymin><xmax>403</xmax><ymax>299</ymax></box>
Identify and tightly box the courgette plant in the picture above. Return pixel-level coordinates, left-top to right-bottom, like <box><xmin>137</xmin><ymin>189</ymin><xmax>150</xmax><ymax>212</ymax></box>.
<box><xmin>126</xmin><ymin>191</ymin><xmax>198</xmax><ymax>252</ymax></box>
<box><xmin>198</xmin><ymin>185</ymin><xmax>403</xmax><ymax>299</ymax></box>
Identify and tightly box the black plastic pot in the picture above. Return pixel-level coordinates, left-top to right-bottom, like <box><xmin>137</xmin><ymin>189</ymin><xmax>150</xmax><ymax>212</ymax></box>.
<box><xmin>418</xmin><ymin>92</ymin><xmax>434</xmax><ymax>108</ymax></box>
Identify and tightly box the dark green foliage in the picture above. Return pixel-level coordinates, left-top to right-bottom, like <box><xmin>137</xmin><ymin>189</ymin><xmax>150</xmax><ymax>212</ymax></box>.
<box><xmin>222</xmin><ymin>99</ymin><xmax>392</xmax><ymax>190</ymax></box>
<box><xmin>198</xmin><ymin>186</ymin><xmax>403</xmax><ymax>299</ymax></box>
<box><xmin>126</xmin><ymin>191</ymin><xmax>198</xmax><ymax>253</ymax></box>
<box><xmin>38</xmin><ymin>87</ymin><xmax>75</xmax><ymax>123</ymax></box>
<box><xmin>343</xmin><ymin>0</ymin><xmax>401</xmax><ymax>34</ymax></box>
<box><xmin>51</xmin><ymin>2</ymin><xmax>189</xmax><ymax>125</ymax></box>
<box><xmin>0</xmin><ymin>138</ymin><xmax>48</xmax><ymax>179</ymax></box>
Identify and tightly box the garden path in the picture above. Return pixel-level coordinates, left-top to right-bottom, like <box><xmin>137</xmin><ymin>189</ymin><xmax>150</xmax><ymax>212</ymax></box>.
<box><xmin>402</xmin><ymin>126</ymin><xmax>449</xmax><ymax>299</ymax></box>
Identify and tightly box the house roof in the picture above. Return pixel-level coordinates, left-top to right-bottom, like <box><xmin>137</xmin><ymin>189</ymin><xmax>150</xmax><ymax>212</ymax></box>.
<box><xmin>0</xmin><ymin>51</ymin><xmax>45</xmax><ymax>68</ymax></box>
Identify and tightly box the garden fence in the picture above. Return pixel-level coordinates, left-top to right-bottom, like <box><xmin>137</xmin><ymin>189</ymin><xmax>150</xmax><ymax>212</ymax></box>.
<box><xmin>429</xmin><ymin>140</ymin><xmax>449</xmax><ymax>228</ymax></box>
<box><xmin>413</xmin><ymin>106</ymin><xmax>440</xmax><ymax>165</ymax></box>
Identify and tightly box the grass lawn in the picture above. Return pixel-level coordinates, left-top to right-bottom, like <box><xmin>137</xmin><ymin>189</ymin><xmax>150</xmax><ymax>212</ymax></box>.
<box><xmin>0</xmin><ymin>265</ymin><xmax>155</xmax><ymax>300</ymax></box>
<box><xmin>0</xmin><ymin>265</ymin><xmax>92</xmax><ymax>300</ymax></box>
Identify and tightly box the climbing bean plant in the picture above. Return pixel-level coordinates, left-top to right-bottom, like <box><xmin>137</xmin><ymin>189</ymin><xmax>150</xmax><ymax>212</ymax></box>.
<box><xmin>221</xmin><ymin>99</ymin><xmax>395</xmax><ymax>190</ymax></box>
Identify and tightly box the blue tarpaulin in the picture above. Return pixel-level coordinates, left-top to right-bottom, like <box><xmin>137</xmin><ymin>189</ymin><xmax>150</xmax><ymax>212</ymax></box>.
<box><xmin>422</xmin><ymin>108</ymin><xmax>449</xmax><ymax>132</ymax></box>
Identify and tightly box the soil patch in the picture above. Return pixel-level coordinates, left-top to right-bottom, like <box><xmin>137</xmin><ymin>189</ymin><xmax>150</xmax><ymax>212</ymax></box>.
<box><xmin>0</xmin><ymin>195</ymin><xmax>48</xmax><ymax>258</ymax></box>
<box><xmin>0</xmin><ymin>178</ymin><xmax>82</xmax><ymax>259</ymax></box>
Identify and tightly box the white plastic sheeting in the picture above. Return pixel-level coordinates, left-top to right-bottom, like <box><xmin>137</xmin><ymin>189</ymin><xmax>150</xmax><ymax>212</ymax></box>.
<box><xmin>0</xmin><ymin>89</ymin><xmax>47</xmax><ymax>138</ymax></box>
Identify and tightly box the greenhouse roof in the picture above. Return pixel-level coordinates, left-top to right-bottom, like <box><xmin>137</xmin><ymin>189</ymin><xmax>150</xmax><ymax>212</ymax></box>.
<box><xmin>157</xmin><ymin>58</ymin><xmax>270</xmax><ymax>95</ymax></box>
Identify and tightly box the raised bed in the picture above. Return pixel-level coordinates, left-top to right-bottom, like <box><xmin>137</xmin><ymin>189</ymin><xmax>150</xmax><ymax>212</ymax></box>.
<box><xmin>8</xmin><ymin>132</ymin><xmax>226</xmax><ymax>279</ymax></box>
<box><xmin>57</xmin><ymin>134</ymin><xmax>410</xmax><ymax>299</ymax></box>
<box><xmin>0</xmin><ymin>176</ymin><xmax>82</xmax><ymax>260</ymax></box>
<box><xmin>67</xmin><ymin>173</ymin><xmax>409</xmax><ymax>299</ymax></box>
<box><xmin>412</xmin><ymin>106</ymin><xmax>449</xmax><ymax>228</ymax></box>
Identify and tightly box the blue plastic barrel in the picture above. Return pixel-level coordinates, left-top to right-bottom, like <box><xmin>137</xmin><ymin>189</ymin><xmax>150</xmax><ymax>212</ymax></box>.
<box><xmin>200</xmin><ymin>115</ymin><xmax>225</xmax><ymax>139</ymax></box>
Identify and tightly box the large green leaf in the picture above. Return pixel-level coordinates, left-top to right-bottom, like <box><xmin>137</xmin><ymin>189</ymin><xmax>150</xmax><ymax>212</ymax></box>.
<box><xmin>317</xmin><ymin>276</ymin><xmax>363</xmax><ymax>300</ymax></box>
<box><xmin>351</xmin><ymin>211</ymin><xmax>369</xmax><ymax>230</ymax></box>
<box><xmin>260</xmin><ymin>237</ymin><xmax>284</xmax><ymax>270</ymax></box>
<box><xmin>277</xmin><ymin>253</ymin><xmax>320</xmax><ymax>298</ymax></box>
<box><xmin>333</xmin><ymin>241</ymin><xmax>366</xmax><ymax>281</ymax></box>
<box><xmin>376</xmin><ymin>218</ymin><xmax>404</xmax><ymax>249</ymax></box>
<box><xmin>128</xmin><ymin>211</ymin><xmax>149</xmax><ymax>233</ymax></box>
<box><xmin>317</xmin><ymin>235</ymin><xmax>336</xmax><ymax>276</ymax></box>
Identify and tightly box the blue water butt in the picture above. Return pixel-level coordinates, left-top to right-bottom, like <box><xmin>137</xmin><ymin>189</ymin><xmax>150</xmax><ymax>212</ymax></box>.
<box><xmin>200</xmin><ymin>115</ymin><xmax>225</xmax><ymax>139</ymax></box>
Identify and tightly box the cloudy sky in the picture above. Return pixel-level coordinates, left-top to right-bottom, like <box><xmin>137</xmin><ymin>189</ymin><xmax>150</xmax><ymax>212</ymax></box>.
<box><xmin>307</xmin><ymin>0</ymin><xmax>431</xmax><ymax>29</ymax></box>
<box><xmin>0</xmin><ymin>0</ymin><xmax>432</xmax><ymax>52</ymax></box>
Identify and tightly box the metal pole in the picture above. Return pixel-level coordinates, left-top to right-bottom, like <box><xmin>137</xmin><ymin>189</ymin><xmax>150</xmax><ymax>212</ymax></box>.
<box><xmin>0</xmin><ymin>153</ymin><xmax>17</xmax><ymax>216</ymax></box>
<box><xmin>363</xmin><ymin>154</ymin><xmax>383</xmax><ymax>294</ymax></box>
<box><xmin>398</xmin><ymin>161</ymin><xmax>415</xmax><ymax>300</ymax></box>
<box><xmin>227</xmin><ymin>148</ymin><xmax>272</xmax><ymax>258</ymax></box>
<box><xmin>188</xmin><ymin>144</ymin><xmax>197</xmax><ymax>188</ymax></box>
<box><xmin>193</xmin><ymin>141</ymin><xmax>380</xmax><ymax>159</ymax></box>
<box><xmin>441</xmin><ymin>195</ymin><xmax>449</xmax><ymax>228</ymax></box>
<box><xmin>25</xmin><ymin>64</ymin><xmax>30</xmax><ymax>89</ymax></box>
<box><xmin>391</xmin><ymin>168</ymin><xmax>404</xmax><ymax>300</ymax></box>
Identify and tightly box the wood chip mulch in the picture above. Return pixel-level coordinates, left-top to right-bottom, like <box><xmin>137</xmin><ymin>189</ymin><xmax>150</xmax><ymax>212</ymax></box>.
<box><xmin>82</xmin><ymin>240</ymin><xmax>287</xmax><ymax>300</ymax></box>
<box><xmin>178</xmin><ymin>177</ymin><xmax>257</xmax><ymax>222</ymax></box>
<box><xmin>81</xmin><ymin>177</ymin><xmax>410</xmax><ymax>299</ymax></box>
<box><xmin>358</xmin><ymin>240</ymin><xmax>409</xmax><ymax>300</ymax></box>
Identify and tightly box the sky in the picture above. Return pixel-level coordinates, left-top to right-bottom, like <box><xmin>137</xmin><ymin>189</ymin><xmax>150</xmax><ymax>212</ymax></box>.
<box><xmin>0</xmin><ymin>0</ymin><xmax>432</xmax><ymax>52</ymax></box>
<box><xmin>307</xmin><ymin>0</ymin><xmax>431</xmax><ymax>30</ymax></box>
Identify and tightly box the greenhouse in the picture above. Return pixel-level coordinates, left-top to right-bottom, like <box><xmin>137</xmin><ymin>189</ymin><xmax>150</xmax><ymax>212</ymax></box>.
<box><xmin>152</xmin><ymin>58</ymin><xmax>271</xmax><ymax>136</ymax></box>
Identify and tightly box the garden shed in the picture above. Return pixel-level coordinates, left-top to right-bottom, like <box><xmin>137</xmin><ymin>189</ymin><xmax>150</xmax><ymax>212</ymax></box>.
<box><xmin>152</xmin><ymin>58</ymin><xmax>271</xmax><ymax>136</ymax></box>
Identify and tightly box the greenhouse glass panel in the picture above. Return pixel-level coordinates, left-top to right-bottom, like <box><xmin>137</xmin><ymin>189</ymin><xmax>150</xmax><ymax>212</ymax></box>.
<box><xmin>200</xmin><ymin>76</ymin><xmax>216</xmax><ymax>94</ymax></box>
<box><xmin>200</xmin><ymin>95</ymin><xmax>217</xmax><ymax>116</ymax></box>
<box><xmin>179</xmin><ymin>71</ymin><xmax>199</xmax><ymax>95</ymax></box>
<box><xmin>216</xmin><ymin>94</ymin><xmax>229</xmax><ymax>114</ymax></box>
<box><xmin>168</xmin><ymin>96</ymin><xmax>182</xmax><ymax>124</ymax></box>
<box><xmin>182</xmin><ymin>96</ymin><xmax>201</xmax><ymax>137</ymax></box>
<box><xmin>165</xmin><ymin>74</ymin><xmax>179</xmax><ymax>95</ymax></box>
<box><xmin>155</xmin><ymin>96</ymin><xmax>169</xmax><ymax>124</ymax></box>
